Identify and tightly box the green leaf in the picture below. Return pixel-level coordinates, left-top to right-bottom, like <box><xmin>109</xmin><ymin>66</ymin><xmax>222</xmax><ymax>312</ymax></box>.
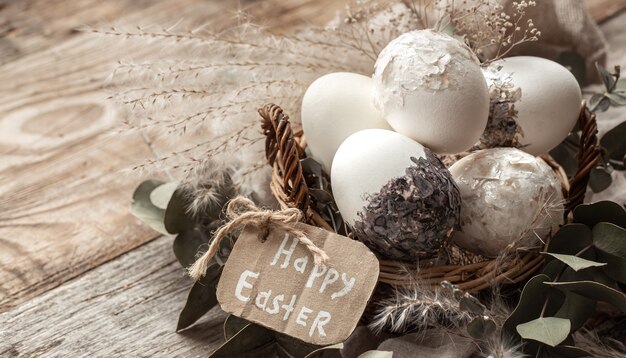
<box><xmin>177</xmin><ymin>264</ymin><xmax>222</xmax><ymax>331</ymax></box>
<box><xmin>554</xmin><ymin>291</ymin><xmax>596</xmax><ymax>331</ymax></box>
<box><xmin>173</xmin><ymin>228</ymin><xmax>209</xmax><ymax>268</ymax></box>
<box><xmin>607</xmin><ymin>92</ymin><xmax>626</xmax><ymax>105</ymax></box>
<box><xmin>467</xmin><ymin>317</ymin><xmax>497</xmax><ymax>339</ymax></box>
<box><xmin>210</xmin><ymin>323</ymin><xmax>276</xmax><ymax>358</ymax></box>
<box><xmin>130</xmin><ymin>179</ymin><xmax>168</xmax><ymax>235</ymax></box>
<box><xmin>164</xmin><ymin>188</ymin><xmax>196</xmax><ymax>235</ymax></box>
<box><xmin>547</xmin><ymin>224</ymin><xmax>594</xmax><ymax>258</ymax></box>
<box><xmin>224</xmin><ymin>315</ymin><xmax>250</xmax><ymax>340</ymax></box>
<box><xmin>150</xmin><ymin>182</ymin><xmax>178</xmax><ymax>209</ymax></box>
<box><xmin>573</xmin><ymin>201</ymin><xmax>626</xmax><ymax>229</ymax></box>
<box><xmin>542</xmin><ymin>253</ymin><xmax>606</xmax><ymax>271</ymax></box>
<box><xmin>596</xmin><ymin>62</ymin><xmax>616</xmax><ymax>92</ymax></box>
<box><xmin>601</xmin><ymin>122</ymin><xmax>626</xmax><ymax>167</ymax></box>
<box><xmin>596</xmin><ymin>97</ymin><xmax>611</xmax><ymax>112</ymax></box>
<box><xmin>459</xmin><ymin>294</ymin><xmax>486</xmax><ymax>315</ymax></box>
<box><xmin>358</xmin><ymin>351</ymin><xmax>393</xmax><ymax>358</ymax></box>
<box><xmin>503</xmin><ymin>275</ymin><xmax>565</xmax><ymax>338</ymax></box>
<box><xmin>304</xmin><ymin>343</ymin><xmax>343</xmax><ymax>358</ymax></box>
<box><xmin>588</xmin><ymin>167</ymin><xmax>613</xmax><ymax>193</ymax></box>
<box><xmin>588</xmin><ymin>93</ymin><xmax>604</xmax><ymax>111</ymax></box>
<box><xmin>547</xmin><ymin>345</ymin><xmax>592</xmax><ymax>357</ymax></box>
<box><xmin>516</xmin><ymin>317</ymin><xmax>571</xmax><ymax>347</ymax></box>
<box><xmin>592</xmin><ymin>222</ymin><xmax>626</xmax><ymax>257</ymax></box>
<box><xmin>617</xmin><ymin>78</ymin><xmax>626</xmax><ymax>91</ymax></box>
<box><xmin>595</xmin><ymin>249</ymin><xmax>626</xmax><ymax>283</ymax></box>
<box><xmin>545</xmin><ymin>281</ymin><xmax>626</xmax><ymax>312</ymax></box>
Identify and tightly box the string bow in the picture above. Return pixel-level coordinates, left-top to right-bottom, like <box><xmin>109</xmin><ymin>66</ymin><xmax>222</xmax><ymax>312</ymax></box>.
<box><xmin>188</xmin><ymin>196</ymin><xmax>329</xmax><ymax>280</ymax></box>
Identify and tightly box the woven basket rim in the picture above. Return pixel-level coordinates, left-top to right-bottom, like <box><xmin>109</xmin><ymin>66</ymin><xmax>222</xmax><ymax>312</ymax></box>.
<box><xmin>260</xmin><ymin>102</ymin><xmax>600</xmax><ymax>293</ymax></box>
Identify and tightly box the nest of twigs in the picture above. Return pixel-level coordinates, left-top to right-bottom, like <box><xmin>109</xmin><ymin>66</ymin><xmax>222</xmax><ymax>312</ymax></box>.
<box><xmin>259</xmin><ymin>102</ymin><xmax>600</xmax><ymax>293</ymax></box>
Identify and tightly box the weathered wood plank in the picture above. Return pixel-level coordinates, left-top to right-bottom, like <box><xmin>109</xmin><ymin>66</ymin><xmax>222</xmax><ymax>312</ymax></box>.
<box><xmin>0</xmin><ymin>0</ymin><xmax>341</xmax><ymax>313</ymax></box>
<box><xmin>0</xmin><ymin>236</ymin><xmax>227</xmax><ymax>357</ymax></box>
<box><xmin>586</xmin><ymin>0</ymin><xmax>626</xmax><ymax>23</ymax></box>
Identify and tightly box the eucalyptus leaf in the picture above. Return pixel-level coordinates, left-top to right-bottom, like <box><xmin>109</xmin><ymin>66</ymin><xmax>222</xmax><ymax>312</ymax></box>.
<box><xmin>177</xmin><ymin>268</ymin><xmax>221</xmax><ymax>331</ymax></box>
<box><xmin>164</xmin><ymin>188</ymin><xmax>196</xmax><ymax>235</ymax></box>
<box><xmin>542</xmin><ymin>253</ymin><xmax>606</xmax><ymax>271</ymax></box>
<box><xmin>545</xmin><ymin>281</ymin><xmax>626</xmax><ymax>312</ymax></box>
<box><xmin>173</xmin><ymin>228</ymin><xmax>209</xmax><ymax>268</ymax></box>
<box><xmin>618</xmin><ymin>78</ymin><xmax>626</xmax><ymax>91</ymax></box>
<box><xmin>588</xmin><ymin>167</ymin><xmax>613</xmax><ymax>193</ymax></box>
<box><xmin>466</xmin><ymin>317</ymin><xmax>497</xmax><ymax>339</ymax></box>
<box><xmin>459</xmin><ymin>295</ymin><xmax>486</xmax><ymax>315</ymax></box>
<box><xmin>516</xmin><ymin>317</ymin><xmax>571</xmax><ymax>347</ymax></box>
<box><xmin>130</xmin><ymin>179</ymin><xmax>168</xmax><ymax>235</ymax></box>
<box><xmin>224</xmin><ymin>315</ymin><xmax>250</xmax><ymax>340</ymax></box>
<box><xmin>573</xmin><ymin>201</ymin><xmax>626</xmax><ymax>229</ymax></box>
<box><xmin>595</xmin><ymin>97</ymin><xmax>611</xmax><ymax>112</ymax></box>
<box><xmin>304</xmin><ymin>343</ymin><xmax>343</xmax><ymax>358</ymax></box>
<box><xmin>607</xmin><ymin>92</ymin><xmax>626</xmax><ymax>105</ymax></box>
<box><xmin>595</xmin><ymin>249</ymin><xmax>626</xmax><ymax>283</ymax></box>
<box><xmin>546</xmin><ymin>224</ymin><xmax>594</xmax><ymax>258</ymax></box>
<box><xmin>150</xmin><ymin>182</ymin><xmax>178</xmax><ymax>209</ymax></box>
<box><xmin>596</xmin><ymin>63</ymin><xmax>616</xmax><ymax>92</ymax></box>
<box><xmin>547</xmin><ymin>345</ymin><xmax>592</xmax><ymax>357</ymax></box>
<box><xmin>358</xmin><ymin>351</ymin><xmax>393</xmax><ymax>358</ymax></box>
<box><xmin>503</xmin><ymin>275</ymin><xmax>565</xmax><ymax>338</ymax></box>
<box><xmin>601</xmin><ymin>122</ymin><xmax>626</xmax><ymax>167</ymax></box>
<box><xmin>588</xmin><ymin>93</ymin><xmax>604</xmax><ymax>111</ymax></box>
<box><xmin>210</xmin><ymin>323</ymin><xmax>276</xmax><ymax>358</ymax></box>
<box><xmin>554</xmin><ymin>291</ymin><xmax>596</xmax><ymax>332</ymax></box>
<box><xmin>592</xmin><ymin>222</ymin><xmax>626</xmax><ymax>257</ymax></box>
<box><xmin>276</xmin><ymin>335</ymin><xmax>321</xmax><ymax>358</ymax></box>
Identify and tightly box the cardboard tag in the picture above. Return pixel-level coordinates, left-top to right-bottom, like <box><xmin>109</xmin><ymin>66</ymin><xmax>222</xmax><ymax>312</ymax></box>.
<box><xmin>216</xmin><ymin>222</ymin><xmax>379</xmax><ymax>345</ymax></box>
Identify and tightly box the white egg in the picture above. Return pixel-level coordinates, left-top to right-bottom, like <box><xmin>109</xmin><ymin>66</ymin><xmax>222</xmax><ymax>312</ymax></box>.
<box><xmin>449</xmin><ymin>148</ymin><xmax>564</xmax><ymax>257</ymax></box>
<box><xmin>331</xmin><ymin>129</ymin><xmax>461</xmax><ymax>261</ymax></box>
<box><xmin>483</xmin><ymin>56</ymin><xmax>582</xmax><ymax>155</ymax></box>
<box><xmin>301</xmin><ymin>72</ymin><xmax>391</xmax><ymax>172</ymax></box>
<box><xmin>372</xmin><ymin>29</ymin><xmax>489</xmax><ymax>154</ymax></box>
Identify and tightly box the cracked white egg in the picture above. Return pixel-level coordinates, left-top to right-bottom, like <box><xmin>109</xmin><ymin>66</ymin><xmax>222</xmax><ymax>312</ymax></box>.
<box><xmin>448</xmin><ymin>148</ymin><xmax>564</xmax><ymax>257</ymax></box>
<box><xmin>483</xmin><ymin>56</ymin><xmax>582</xmax><ymax>155</ymax></box>
<box><xmin>301</xmin><ymin>72</ymin><xmax>391</xmax><ymax>172</ymax></box>
<box><xmin>372</xmin><ymin>29</ymin><xmax>489</xmax><ymax>154</ymax></box>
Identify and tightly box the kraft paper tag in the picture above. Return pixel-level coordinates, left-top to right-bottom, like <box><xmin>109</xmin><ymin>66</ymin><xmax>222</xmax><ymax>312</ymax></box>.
<box><xmin>216</xmin><ymin>222</ymin><xmax>380</xmax><ymax>345</ymax></box>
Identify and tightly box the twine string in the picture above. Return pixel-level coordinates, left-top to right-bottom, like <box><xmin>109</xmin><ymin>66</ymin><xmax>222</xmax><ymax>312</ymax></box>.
<box><xmin>187</xmin><ymin>196</ymin><xmax>329</xmax><ymax>280</ymax></box>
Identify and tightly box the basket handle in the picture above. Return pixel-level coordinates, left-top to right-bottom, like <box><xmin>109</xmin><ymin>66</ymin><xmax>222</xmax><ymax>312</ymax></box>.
<box><xmin>259</xmin><ymin>103</ymin><xmax>310</xmax><ymax>212</ymax></box>
<box><xmin>565</xmin><ymin>102</ymin><xmax>600</xmax><ymax>216</ymax></box>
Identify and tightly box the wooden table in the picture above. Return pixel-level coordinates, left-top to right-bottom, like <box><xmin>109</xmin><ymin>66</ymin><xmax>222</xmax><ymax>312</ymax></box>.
<box><xmin>1</xmin><ymin>0</ymin><xmax>625</xmax><ymax>356</ymax></box>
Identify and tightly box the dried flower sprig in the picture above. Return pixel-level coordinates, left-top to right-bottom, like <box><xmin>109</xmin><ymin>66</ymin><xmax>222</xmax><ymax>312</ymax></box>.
<box><xmin>440</xmin><ymin>0</ymin><xmax>540</xmax><ymax>64</ymax></box>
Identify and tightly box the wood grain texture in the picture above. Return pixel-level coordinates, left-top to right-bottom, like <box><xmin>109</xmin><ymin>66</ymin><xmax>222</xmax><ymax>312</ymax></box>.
<box><xmin>0</xmin><ymin>236</ymin><xmax>228</xmax><ymax>357</ymax></box>
<box><xmin>586</xmin><ymin>0</ymin><xmax>626</xmax><ymax>23</ymax></box>
<box><xmin>0</xmin><ymin>0</ymin><xmax>341</xmax><ymax>313</ymax></box>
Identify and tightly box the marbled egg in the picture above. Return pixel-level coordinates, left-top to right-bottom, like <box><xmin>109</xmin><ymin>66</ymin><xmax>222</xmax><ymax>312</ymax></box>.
<box><xmin>482</xmin><ymin>56</ymin><xmax>582</xmax><ymax>155</ymax></box>
<box><xmin>449</xmin><ymin>148</ymin><xmax>564</xmax><ymax>257</ymax></box>
<box><xmin>301</xmin><ymin>72</ymin><xmax>391</xmax><ymax>172</ymax></box>
<box><xmin>372</xmin><ymin>29</ymin><xmax>489</xmax><ymax>154</ymax></box>
<box><xmin>331</xmin><ymin>129</ymin><xmax>461</xmax><ymax>261</ymax></box>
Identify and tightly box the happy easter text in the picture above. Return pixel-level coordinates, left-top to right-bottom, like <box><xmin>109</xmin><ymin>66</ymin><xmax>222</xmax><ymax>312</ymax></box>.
<box><xmin>234</xmin><ymin>234</ymin><xmax>356</xmax><ymax>338</ymax></box>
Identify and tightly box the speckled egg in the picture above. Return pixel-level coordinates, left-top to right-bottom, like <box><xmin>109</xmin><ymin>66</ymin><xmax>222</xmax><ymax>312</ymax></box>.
<box><xmin>482</xmin><ymin>56</ymin><xmax>582</xmax><ymax>155</ymax></box>
<box><xmin>331</xmin><ymin>129</ymin><xmax>461</xmax><ymax>261</ymax></box>
<box><xmin>372</xmin><ymin>29</ymin><xmax>489</xmax><ymax>154</ymax></box>
<box><xmin>448</xmin><ymin>148</ymin><xmax>564</xmax><ymax>257</ymax></box>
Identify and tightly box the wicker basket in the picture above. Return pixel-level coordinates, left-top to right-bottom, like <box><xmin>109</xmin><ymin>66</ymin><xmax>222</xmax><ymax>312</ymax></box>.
<box><xmin>260</xmin><ymin>103</ymin><xmax>600</xmax><ymax>293</ymax></box>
